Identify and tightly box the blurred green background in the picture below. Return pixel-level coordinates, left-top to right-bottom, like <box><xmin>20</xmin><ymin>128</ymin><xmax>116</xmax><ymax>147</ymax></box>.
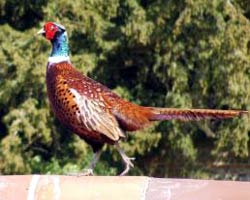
<box><xmin>0</xmin><ymin>0</ymin><xmax>250</xmax><ymax>179</ymax></box>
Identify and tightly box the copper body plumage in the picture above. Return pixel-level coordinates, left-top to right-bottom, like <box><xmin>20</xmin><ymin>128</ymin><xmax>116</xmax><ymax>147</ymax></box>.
<box><xmin>39</xmin><ymin>22</ymin><xmax>248</xmax><ymax>175</ymax></box>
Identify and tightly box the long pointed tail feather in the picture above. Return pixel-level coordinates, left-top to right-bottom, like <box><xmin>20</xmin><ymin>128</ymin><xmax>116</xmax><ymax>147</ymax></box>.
<box><xmin>148</xmin><ymin>108</ymin><xmax>249</xmax><ymax>121</ymax></box>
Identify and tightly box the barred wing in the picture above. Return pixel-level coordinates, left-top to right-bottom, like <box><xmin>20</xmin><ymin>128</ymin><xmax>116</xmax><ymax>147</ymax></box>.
<box><xmin>70</xmin><ymin>88</ymin><xmax>125</xmax><ymax>141</ymax></box>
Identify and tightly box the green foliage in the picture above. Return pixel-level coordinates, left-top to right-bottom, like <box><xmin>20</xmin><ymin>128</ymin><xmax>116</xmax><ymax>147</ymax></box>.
<box><xmin>0</xmin><ymin>0</ymin><xmax>249</xmax><ymax>179</ymax></box>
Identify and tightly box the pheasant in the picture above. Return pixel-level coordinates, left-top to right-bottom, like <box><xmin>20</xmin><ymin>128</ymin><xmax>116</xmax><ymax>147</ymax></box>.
<box><xmin>38</xmin><ymin>22</ymin><xmax>248</xmax><ymax>175</ymax></box>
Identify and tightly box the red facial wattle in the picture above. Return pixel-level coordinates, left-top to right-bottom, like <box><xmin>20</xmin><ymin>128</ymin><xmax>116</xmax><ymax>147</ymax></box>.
<box><xmin>44</xmin><ymin>22</ymin><xmax>59</xmax><ymax>40</ymax></box>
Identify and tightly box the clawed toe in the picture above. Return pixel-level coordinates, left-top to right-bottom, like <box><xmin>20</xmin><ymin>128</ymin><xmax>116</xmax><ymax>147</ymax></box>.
<box><xmin>124</xmin><ymin>157</ymin><xmax>135</xmax><ymax>167</ymax></box>
<box><xmin>66</xmin><ymin>168</ymin><xmax>94</xmax><ymax>176</ymax></box>
<box><xmin>119</xmin><ymin>157</ymin><xmax>135</xmax><ymax>176</ymax></box>
<box><xmin>79</xmin><ymin>168</ymin><xmax>94</xmax><ymax>176</ymax></box>
<box><xmin>115</xmin><ymin>143</ymin><xmax>136</xmax><ymax>176</ymax></box>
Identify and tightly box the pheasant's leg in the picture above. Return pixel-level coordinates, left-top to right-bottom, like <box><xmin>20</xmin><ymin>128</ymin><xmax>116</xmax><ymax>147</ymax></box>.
<box><xmin>89</xmin><ymin>150</ymin><xmax>102</xmax><ymax>170</ymax></box>
<box><xmin>115</xmin><ymin>143</ymin><xmax>135</xmax><ymax>176</ymax></box>
<box><xmin>67</xmin><ymin>150</ymin><xmax>102</xmax><ymax>176</ymax></box>
<box><xmin>81</xmin><ymin>150</ymin><xmax>102</xmax><ymax>176</ymax></box>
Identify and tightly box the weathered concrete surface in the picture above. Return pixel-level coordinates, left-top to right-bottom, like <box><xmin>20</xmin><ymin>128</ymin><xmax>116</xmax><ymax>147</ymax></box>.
<box><xmin>0</xmin><ymin>175</ymin><xmax>249</xmax><ymax>200</ymax></box>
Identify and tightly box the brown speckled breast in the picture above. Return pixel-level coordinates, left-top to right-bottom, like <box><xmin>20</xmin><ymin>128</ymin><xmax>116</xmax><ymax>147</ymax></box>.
<box><xmin>46</xmin><ymin>61</ymin><xmax>122</xmax><ymax>147</ymax></box>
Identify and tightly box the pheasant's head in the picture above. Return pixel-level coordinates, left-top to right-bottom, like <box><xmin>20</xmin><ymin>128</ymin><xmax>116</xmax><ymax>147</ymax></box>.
<box><xmin>38</xmin><ymin>22</ymin><xmax>69</xmax><ymax>59</ymax></box>
<box><xmin>37</xmin><ymin>22</ymin><xmax>66</xmax><ymax>41</ymax></box>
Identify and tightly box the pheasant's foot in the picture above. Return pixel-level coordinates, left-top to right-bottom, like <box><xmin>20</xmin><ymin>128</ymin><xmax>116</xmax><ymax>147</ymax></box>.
<box><xmin>119</xmin><ymin>156</ymin><xmax>135</xmax><ymax>176</ymax></box>
<box><xmin>78</xmin><ymin>168</ymin><xmax>94</xmax><ymax>176</ymax></box>
<box><xmin>66</xmin><ymin>150</ymin><xmax>101</xmax><ymax>176</ymax></box>
<box><xmin>66</xmin><ymin>168</ymin><xmax>94</xmax><ymax>176</ymax></box>
<box><xmin>115</xmin><ymin>143</ymin><xmax>135</xmax><ymax>176</ymax></box>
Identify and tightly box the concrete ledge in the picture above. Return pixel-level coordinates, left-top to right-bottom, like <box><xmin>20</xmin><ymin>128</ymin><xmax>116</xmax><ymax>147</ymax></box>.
<box><xmin>0</xmin><ymin>175</ymin><xmax>250</xmax><ymax>200</ymax></box>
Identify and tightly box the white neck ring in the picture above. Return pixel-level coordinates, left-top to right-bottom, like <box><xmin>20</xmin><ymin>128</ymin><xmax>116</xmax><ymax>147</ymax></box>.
<box><xmin>48</xmin><ymin>56</ymin><xmax>70</xmax><ymax>64</ymax></box>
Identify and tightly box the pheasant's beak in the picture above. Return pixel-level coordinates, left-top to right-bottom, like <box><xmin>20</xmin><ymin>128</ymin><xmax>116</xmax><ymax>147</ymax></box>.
<box><xmin>37</xmin><ymin>28</ymin><xmax>45</xmax><ymax>35</ymax></box>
